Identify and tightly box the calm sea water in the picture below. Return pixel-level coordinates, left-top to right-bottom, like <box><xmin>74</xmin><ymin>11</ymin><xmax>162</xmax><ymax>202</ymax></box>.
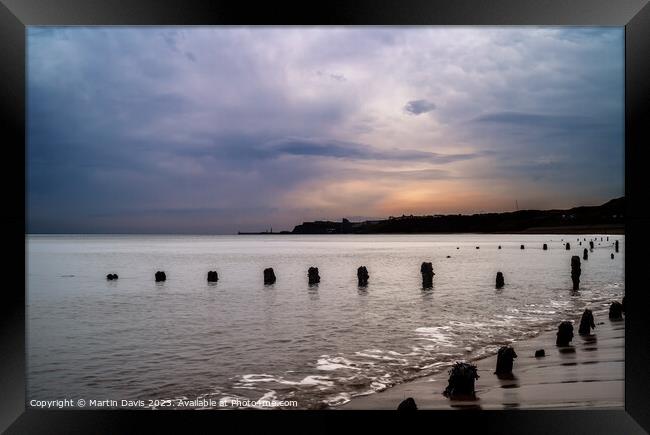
<box><xmin>27</xmin><ymin>234</ymin><xmax>624</xmax><ymax>409</ymax></box>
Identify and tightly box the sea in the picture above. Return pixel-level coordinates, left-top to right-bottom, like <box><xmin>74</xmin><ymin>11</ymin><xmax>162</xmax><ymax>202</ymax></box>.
<box><xmin>26</xmin><ymin>234</ymin><xmax>624</xmax><ymax>409</ymax></box>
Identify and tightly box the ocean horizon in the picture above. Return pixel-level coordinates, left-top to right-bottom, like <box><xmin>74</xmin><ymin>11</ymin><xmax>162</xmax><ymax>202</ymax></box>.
<box><xmin>26</xmin><ymin>233</ymin><xmax>624</xmax><ymax>409</ymax></box>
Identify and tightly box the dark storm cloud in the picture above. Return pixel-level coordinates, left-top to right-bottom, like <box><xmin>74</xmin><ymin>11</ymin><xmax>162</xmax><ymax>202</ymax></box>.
<box><xmin>404</xmin><ymin>99</ymin><xmax>436</xmax><ymax>115</ymax></box>
<box><xmin>263</xmin><ymin>138</ymin><xmax>479</xmax><ymax>163</ymax></box>
<box><xmin>472</xmin><ymin>112</ymin><xmax>603</xmax><ymax>129</ymax></box>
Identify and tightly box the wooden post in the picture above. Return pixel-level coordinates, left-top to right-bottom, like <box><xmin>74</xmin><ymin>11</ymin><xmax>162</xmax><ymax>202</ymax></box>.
<box><xmin>357</xmin><ymin>266</ymin><xmax>369</xmax><ymax>286</ymax></box>
<box><xmin>495</xmin><ymin>272</ymin><xmax>505</xmax><ymax>289</ymax></box>
<box><xmin>571</xmin><ymin>256</ymin><xmax>581</xmax><ymax>290</ymax></box>
<box><xmin>264</xmin><ymin>268</ymin><xmax>276</xmax><ymax>284</ymax></box>
<box><xmin>308</xmin><ymin>267</ymin><xmax>320</xmax><ymax>285</ymax></box>
<box><xmin>421</xmin><ymin>262</ymin><xmax>434</xmax><ymax>288</ymax></box>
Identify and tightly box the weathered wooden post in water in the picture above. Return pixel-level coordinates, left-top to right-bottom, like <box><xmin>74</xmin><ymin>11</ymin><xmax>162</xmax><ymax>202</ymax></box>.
<box><xmin>308</xmin><ymin>267</ymin><xmax>320</xmax><ymax>285</ymax></box>
<box><xmin>565</xmin><ymin>242</ymin><xmax>571</xmax><ymax>250</ymax></box>
<box><xmin>543</xmin><ymin>243</ymin><xmax>548</xmax><ymax>250</ymax></box>
<box><xmin>583</xmin><ymin>248</ymin><xmax>588</xmax><ymax>260</ymax></box>
<box><xmin>571</xmin><ymin>256</ymin><xmax>581</xmax><ymax>290</ymax></box>
<box><xmin>494</xmin><ymin>346</ymin><xmax>517</xmax><ymax>377</ymax></box>
<box><xmin>106</xmin><ymin>273</ymin><xmax>118</xmax><ymax>280</ymax></box>
<box><xmin>589</xmin><ymin>241</ymin><xmax>594</xmax><ymax>250</ymax></box>
<box><xmin>578</xmin><ymin>309</ymin><xmax>595</xmax><ymax>335</ymax></box>
<box><xmin>155</xmin><ymin>271</ymin><xmax>166</xmax><ymax>282</ymax></box>
<box><xmin>615</xmin><ymin>240</ymin><xmax>619</xmax><ymax>253</ymax></box>
<box><xmin>495</xmin><ymin>272</ymin><xmax>505</xmax><ymax>289</ymax></box>
<box><xmin>421</xmin><ymin>262</ymin><xmax>434</xmax><ymax>288</ymax></box>
<box><xmin>611</xmin><ymin>253</ymin><xmax>615</xmax><ymax>259</ymax></box>
<box><xmin>556</xmin><ymin>321</ymin><xmax>574</xmax><ymax>346</ymax></box>
<box><xmin>264</xmin><ymin>268</ymin><xmax>276</xmax><ymax>284</ymax></box>
<box><xmin>207</xmin><ymin>271</ymin><xmax>219</xmax><ymax>282</ymax></box>
<box><xmin>357</xmin><ymin>266</ymin><xmax>369</xmax><ymax>286</ymax></box>
<box><xmin>498</xmin><ymin>245</ymin><xmax>502</xmax><ymax>249</ymax></box>
<box><xmin>520</xmin><ymin>244</ymin><xmax>525</xmax><ymax>250</ymax></box>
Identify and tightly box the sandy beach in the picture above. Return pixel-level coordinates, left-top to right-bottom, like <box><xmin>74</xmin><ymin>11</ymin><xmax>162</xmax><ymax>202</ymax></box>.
<box><xmin>338</xmin><ymin>307</ymin><xmax>624</xmax><ymax>410</ymax></box>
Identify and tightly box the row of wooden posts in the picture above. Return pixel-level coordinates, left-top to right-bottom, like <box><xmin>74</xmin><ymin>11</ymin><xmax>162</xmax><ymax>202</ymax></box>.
<box><xmin>398</xmin><ymin>298</ymin><xmax>626</xmax><ymax>409</ymax></box>
<box><xmin>105</xmin><ymin>239</ymin><xmax>619</xmax><ymax>290</ymax></box>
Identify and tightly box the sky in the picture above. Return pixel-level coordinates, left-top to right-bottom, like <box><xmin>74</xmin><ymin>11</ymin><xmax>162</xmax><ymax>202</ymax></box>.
<box><xmin>27</xmin><ymin>27</ymin><xmax>624</xmax><ymax>234</ymax></box>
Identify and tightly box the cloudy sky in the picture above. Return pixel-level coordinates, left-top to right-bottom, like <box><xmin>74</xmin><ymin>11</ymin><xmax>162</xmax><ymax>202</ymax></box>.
<box><xmin>27</xmin><ymin>27</ymin><xmax>624</xmax><ymax>234</ymax></box>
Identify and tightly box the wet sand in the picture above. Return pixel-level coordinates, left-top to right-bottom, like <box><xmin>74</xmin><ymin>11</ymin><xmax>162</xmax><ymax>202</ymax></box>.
<box><xmin>338</xmin><ymin>308</ymin><xmax>624</xmax><ymax>410</ymax></box>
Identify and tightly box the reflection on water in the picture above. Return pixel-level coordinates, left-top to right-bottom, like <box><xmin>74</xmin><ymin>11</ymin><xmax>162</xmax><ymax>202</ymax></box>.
<box><xmin>27</xmin><ymin>234</ymin><xmax>624</xmax><ymax>409</ymax></box>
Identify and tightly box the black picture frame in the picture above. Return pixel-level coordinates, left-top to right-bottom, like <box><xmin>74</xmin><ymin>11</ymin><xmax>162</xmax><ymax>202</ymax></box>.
<box><xmin>2</xmin><ymin>0</ymin><xmax>649</xmax><ymax>433</ymax></box>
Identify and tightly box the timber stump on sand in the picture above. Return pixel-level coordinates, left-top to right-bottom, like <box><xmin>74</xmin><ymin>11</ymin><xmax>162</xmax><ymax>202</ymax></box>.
<box><xmin>420</xmin><ymin>262</ymin><xmax>434</xmax><ymax>288</ymax></box>
<box><xmin>578</xmin><ymin>309</ymin><xmax>595</xmax><ymax>335</ymax></box>
<box><xmin>308</xmin><ymin>267</ymin><xmax>320</xmax><ymax>285</ymax></box>
<box><xmin>565</xmin><ymin>243</ymin><xmax>571</xmax><ymax>250</ymax></box>
<box><xmin>397</xmin><ymin>397</ymin><xmax>417</xmax><ymax>411</ymax></box>
<box><xmin>543</xmin><ymin>244</ymin><xmax>548</xmax><ymax>250</ymax></box>
<box><xmin>583</xmin><ymin>248</ymin><xmax>588</xmax><ymax>261</ymax></box>
<box><xmin>207</xmin><ymin>271</ymin><xmax>219</xmax><ymax>282</ymax></box>
<box><xmin>155</xmin><ymin>271</ymin><xmax>166</xmax><ymax>282</ymax></box>
<box><xmin>264</xmin><ymin>268</ymin><xmax>276</xmax><ymax>285</ymax></box>
<box><xmin>609</xmin><ymin>301</ymin><xmax>623</xmax><ymax>320</ymax></box>
<box><xmin>494</xmin><ymin>346</ymin><xmax>517</xmax><ymax>377</ymax></box>
<box><xmin>615</xmin><ymin>240</ymin><xmax>619</xmax><ymax>253</ymax></box>
<box><xmin>106</xmin><ymin>273</ymin><xmax>118</xmax><ymax>280</ymax></box>
<box><xmin>357</xmin><ymin>266</ymin><xmax>369</xmax><ymax>286</ymax></box>
<box><xmin>534</xmin><ymin>349</ymin><xmax>545</xmax><ymax>358</ymax></box>
<box><xmin>556</xmin><ymin>321</ymin><xmax>574</xmax><ymax>346</ymax></box>
<box><xmin>443</xmin><ymin>362</ymin><xmax>479</xmax><ymax>400</ymax></box>
<box><xmin>571</xmin><ymin>256</ymin><xmax>581</xmax><ymax>290</ymax></box>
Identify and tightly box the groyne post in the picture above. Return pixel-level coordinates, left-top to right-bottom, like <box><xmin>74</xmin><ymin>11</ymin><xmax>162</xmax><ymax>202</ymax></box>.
<box><xmin>421</xmin><ymin>262</ymin><xmax>434</xmax><ymax>288</ymax></box>
<box><xmin>571</xmin><ymin>256</ymin><xmax>581</xmax><ymax>290</ymax></box>
<box><xmin>357</xmin><ymin>266</ymin><xmax>369</xmax><ymax>286</ymax></box>
<box><xmin>264</xmin><ymin>268</ymin><xmax>276</xmax><ymax>284</ymax></box>
<box><xmin>609</xmin><ymin>301</ymin><xmax>623</xmax><ymax>320</ymax></box>
<box><xmin>578</xmin><ymin>309</ymin><xmax>595</xmax><ymax>335</ymax></box>
<box><xmin>443</xmin><ymin>362</ymin><xmax>479</xmax><ymax>400</ymax></box>
<box><xmin>308</xmin><ymin>267</ymin><xmax>320</xmax><ymax>285</ymax></box>
<box><xmin>556</xmin><ymin>321</ymin><xmax>574</xmax><ymax>346</ymax></box>
<box><xmin>494</xmin><ymin>346</ymin><xmax>517</xmax><ymax>377</ymax></box>
<box><xmin>397</xmin><ymin>398</ymin><xmax>417</xmax><ymax>411</ymax></box>
<box><xmin>495</xmin><ymin>272</ymin><xmax>505</xmax><ymax>289</ymax></box>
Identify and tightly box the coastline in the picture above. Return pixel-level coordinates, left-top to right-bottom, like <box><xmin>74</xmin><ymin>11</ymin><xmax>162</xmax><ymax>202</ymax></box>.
<box><xmin>337</xmin><ymin>307</ymin><xmax>624</xmax><ymax>410</ymax></box>
<box><xmin>237</xmin><ymin>225</ymin><xmax>625</xmax><ymax>236</ymax></box>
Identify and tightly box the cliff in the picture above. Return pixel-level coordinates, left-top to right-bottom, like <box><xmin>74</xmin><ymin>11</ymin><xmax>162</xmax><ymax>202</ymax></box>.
<box><xmin>291</xmin><ymin>197</ymin><xmax>624</xmax><ymax>234</ymax></box>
